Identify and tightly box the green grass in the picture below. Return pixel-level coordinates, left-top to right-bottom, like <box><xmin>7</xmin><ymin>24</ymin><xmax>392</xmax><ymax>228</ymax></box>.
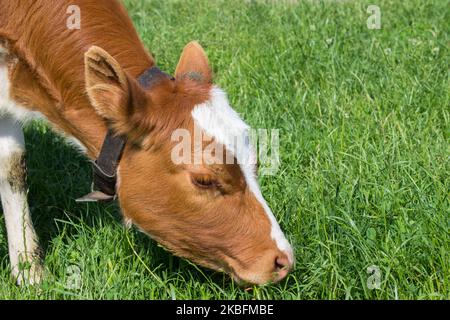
<box><xmin>0</xmin><ymin>0</ymin><xmax>449</xmax><ymax>299</ymax></box>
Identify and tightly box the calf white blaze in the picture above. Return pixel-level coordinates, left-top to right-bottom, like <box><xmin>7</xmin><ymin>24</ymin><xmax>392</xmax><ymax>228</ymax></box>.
<box><xmin>191</xmin><ymin>86</ymin><xmax>294</xmax><ymax>263</ymax></box>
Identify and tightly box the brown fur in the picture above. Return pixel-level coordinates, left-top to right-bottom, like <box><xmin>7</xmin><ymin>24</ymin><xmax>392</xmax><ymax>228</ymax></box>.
<box><xmin>0</xmin><ymin>0</ymin><xmax>292</xmax><ymax>284</ymax></box>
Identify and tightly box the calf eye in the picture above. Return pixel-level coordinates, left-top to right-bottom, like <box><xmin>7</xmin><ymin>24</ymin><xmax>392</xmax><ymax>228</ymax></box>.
<box><xmin>191</xmin><ymin>174</ymin><xmax>218</xmax><ymax>189</ymax></box>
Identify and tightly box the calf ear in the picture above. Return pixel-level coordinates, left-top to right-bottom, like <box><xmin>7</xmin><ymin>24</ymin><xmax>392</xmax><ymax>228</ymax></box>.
<box><xmin>175</xmin><ymin>41</ymin><xmax>213</xmax><ymax>83</ymax></box>
<box><xmin>84</xmin><ymin>46</ymin><xmax>149</xmax><ymax>135</ymax></box>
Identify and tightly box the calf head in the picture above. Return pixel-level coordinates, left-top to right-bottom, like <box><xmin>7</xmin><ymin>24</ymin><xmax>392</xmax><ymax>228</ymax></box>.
<box><xmin>84</xmin><ymin>42</ymin><xmax>294</xmax><ymax>285</ymax></box>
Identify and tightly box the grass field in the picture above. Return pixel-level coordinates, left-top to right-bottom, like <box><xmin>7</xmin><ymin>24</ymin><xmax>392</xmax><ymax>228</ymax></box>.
<box><xmin>0</xmin><ymin>0</ymin><xmax>449</xmax><ymax>299</ymax></box>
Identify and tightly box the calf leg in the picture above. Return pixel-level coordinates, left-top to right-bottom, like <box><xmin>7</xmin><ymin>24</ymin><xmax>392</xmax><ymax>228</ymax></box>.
<box><xmin>0</xmin><ymin>116</ymin><xmax>43</xmax><ymax>285</ymax></box>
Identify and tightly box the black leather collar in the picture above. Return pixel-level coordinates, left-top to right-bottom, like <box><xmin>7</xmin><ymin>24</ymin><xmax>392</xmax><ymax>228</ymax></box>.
<box><xmin>76</xmin><ymin>66</ymin><xmax>173</xmax><ymax>202</ymax></box>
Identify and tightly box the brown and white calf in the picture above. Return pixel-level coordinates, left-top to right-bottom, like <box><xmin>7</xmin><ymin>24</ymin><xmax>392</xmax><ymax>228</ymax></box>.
<box><xmin>0</xmin><ymin>0</ymin><xmax>293</xmax><ymax>285</ymax></box>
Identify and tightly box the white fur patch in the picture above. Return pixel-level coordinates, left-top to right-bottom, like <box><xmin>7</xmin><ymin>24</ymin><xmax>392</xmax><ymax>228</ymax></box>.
<box><xmin>0</xmin><ymin>117</ymin><xmax>42</xmax><ymax>284</ymax></box>
<box><xmin>0</xmin><ymin>120</ymin><xmax>25</xmax><ymax>180</ymax></box>
<box><xmin>191</xmin><ymin>86</ymin><xmax>293</xmax><ymax>262</ymax></box>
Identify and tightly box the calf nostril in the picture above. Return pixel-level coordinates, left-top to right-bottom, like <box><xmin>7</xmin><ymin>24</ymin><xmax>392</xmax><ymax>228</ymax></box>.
<box><xmin>275</xmin><ymin>256</ymin><xmax>291</xmax><ymax>272</ymax></box>
<box><xmin>273</xmin><ymin>255</ymin><xmax>291</xmax><ymax>282</ymax></box>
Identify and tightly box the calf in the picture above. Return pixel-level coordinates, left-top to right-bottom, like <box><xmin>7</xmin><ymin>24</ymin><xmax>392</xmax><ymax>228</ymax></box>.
<box><xmin>0</xmin><ymin>0</ymin><xmax>293</xmax><ymax>285</ymax></box>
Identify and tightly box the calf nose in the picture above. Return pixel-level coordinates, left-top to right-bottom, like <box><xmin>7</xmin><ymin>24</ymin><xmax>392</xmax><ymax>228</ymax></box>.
<box><xmin>273</xmin><ymin>254</ymin><xmax>293</xmax><ymax>282</ymax></box>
